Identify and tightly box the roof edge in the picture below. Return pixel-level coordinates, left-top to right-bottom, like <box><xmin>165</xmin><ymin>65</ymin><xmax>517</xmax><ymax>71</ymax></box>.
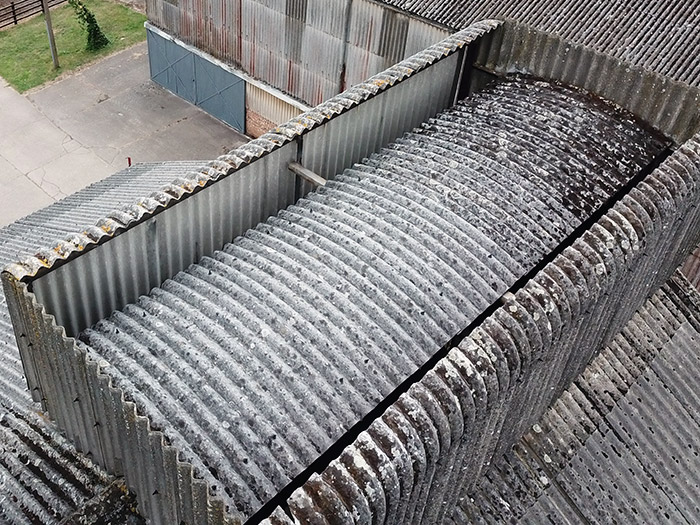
<box><xmin>2</xmin><ymin>19</ymin><xmax>501</xmax><ymax>283</ymax></box>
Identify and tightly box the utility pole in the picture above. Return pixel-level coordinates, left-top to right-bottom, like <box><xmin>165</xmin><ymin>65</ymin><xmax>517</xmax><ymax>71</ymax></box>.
<box><xmin>41</xmin><ymin>0</ymin><xmax>59</xmax><ymax>69</ymax></box>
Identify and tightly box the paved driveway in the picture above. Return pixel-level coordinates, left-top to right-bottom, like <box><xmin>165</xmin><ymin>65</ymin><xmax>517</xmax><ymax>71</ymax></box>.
<box><xmin>0</xmin><ymin>41</ymin><xmax>248</xmax><ymax>227</ymax></box>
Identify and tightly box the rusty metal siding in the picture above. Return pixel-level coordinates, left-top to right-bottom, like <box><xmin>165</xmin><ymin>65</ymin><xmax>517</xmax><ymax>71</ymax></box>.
<box><xmin>147</xmin><ymin>0</ymin><xmax>448</xmax><ymax>106</ymax></box>
<box><xmin>146</xmin><ymin>0</ymin><xmax>700</xmax><ymax>109</ymax></box>
<box><xmin>404</xmin><ymin>16</ymin><xmax>450</xmax><ymax>57</ymax></box>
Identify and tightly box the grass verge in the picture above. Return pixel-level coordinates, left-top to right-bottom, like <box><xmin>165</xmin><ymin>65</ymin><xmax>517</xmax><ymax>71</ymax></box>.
<box><xmin>0</xmin><ymin>0</ymin><xmax>146</xmax><ymax>92</ymax></box>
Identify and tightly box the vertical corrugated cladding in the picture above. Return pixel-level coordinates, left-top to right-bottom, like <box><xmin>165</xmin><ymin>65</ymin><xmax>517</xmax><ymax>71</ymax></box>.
<box><xmin>246</xmin><ymin>83</ymin><xmax>303</xmax><ymax>135</ymax></box>
<box><xmin>145</xmin><ymin>0</ymin><xmax>700</xmax><ymax>105</ymax></box>
<box><xmin>403</xmin><ymin>17</ymin><xmax>450</xmax><ymax>57</ymax></box>
<box><xmin>681</xmin><ymin>246</ymin><xmax>700</xmax><ymax>290</ymax></box>
<box><xmin>292</xmin><ymin>0</ymin><xmax>348</xmax><ymax>104</ymax></box>
<box><xmin>146</xmin><ymin>0</ymin><xmax>450</xmax><ymax>106</ymax></box>
<box><xmin>30</xmin><ymin>142</ymin><xmax>298</xmax><ymax>338</ymax></box>
<box><xmin>344</xmin><ymin>0</ymin><xmax>389</xmax><ymax>90</ymax></box>
<box><xmin>301</xmin><ymin>49</ymin><xmax>462</xmax><ymax>181</ymax></box>
<box><xmin>476</xmin><ymin>20</ymin><xmax>700</xmax><ymax>145</ymax></box>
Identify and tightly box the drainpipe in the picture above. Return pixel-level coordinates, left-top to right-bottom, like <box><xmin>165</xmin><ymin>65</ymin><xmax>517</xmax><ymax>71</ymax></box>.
<box><xmin>338</xmin><ymin>0</ymin><xmax>353</xmax><ymax>93</ymax></box>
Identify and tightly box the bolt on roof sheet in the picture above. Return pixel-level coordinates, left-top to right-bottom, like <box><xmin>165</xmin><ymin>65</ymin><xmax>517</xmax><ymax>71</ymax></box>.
<box><xmin>79</xmin><ymin>76</ymin><xmax>667</xmax><ymax>520</ymax></box>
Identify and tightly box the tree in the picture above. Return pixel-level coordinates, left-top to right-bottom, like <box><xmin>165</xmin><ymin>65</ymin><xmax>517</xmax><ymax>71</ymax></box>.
<box><xmin>68</xmin><ymin>0</ymin><xmax>109</xmax><ymax>51</ymax></box>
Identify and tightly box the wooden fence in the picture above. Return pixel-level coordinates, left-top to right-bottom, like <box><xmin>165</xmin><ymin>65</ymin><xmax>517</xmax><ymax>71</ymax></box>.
<box><xmin>0</xmin><ymin>0</ymin><xmax>66</xmax><ymax>29</ymax></box>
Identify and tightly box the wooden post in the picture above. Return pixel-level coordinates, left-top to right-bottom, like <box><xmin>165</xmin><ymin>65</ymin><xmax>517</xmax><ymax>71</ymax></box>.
<box><xmin>11</xmin><ymin>2</ymin><xmax>17</xmax><ymax>25</ymax></box>
<box><xmin>41</xmin><ymin>0</ymin><xmax>59</xmax><ymax>69</ymax></box>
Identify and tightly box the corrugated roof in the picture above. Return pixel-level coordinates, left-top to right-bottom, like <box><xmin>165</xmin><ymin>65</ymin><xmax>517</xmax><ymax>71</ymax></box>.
<box><xmin>79</xmin><ymin>76</ymin><xmax>666</xmax><ymax>521</ymax></box>
<box><xmin>682</xmin><ymin>246</ymin><xmax>700</xmax><ymax>290</ymax></box>
<box><xmin>456</xmin><ymin>273</ymin><xmax>700</xmax><ymax>524</ymax></box>
<box><xmin>5</xmin><ymin>21</ymin><xmax>500</xmax><ymax>283</ymax></box>
<box><xmin>0</xmin><ymin>162</ymin><xmax>203</xmax><ymax>523</ymax></box>
<box><xmin>1</xmin><ymin>17</ymin><xmax>698</xmax><ymax>525</ymax></box>
<box><xmin>379</xmin><ymin>0</ymin><xmax>700</xmax><ymax>86</ymax></box>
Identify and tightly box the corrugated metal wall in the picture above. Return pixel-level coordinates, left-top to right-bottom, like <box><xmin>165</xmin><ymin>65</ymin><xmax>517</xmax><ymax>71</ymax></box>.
<box><xmin>146</xmin><ymin>0</ymin><xmax>700</xmax><ymax>113</ymax></box>
<box><xmin>32</xmin><ymin>143</ymin><xmax>298</xmax><ymax>337</ymax></box>
<box><xmin>246</xmin><ymin>83</ymin><xmax>303</xmax><ymax>131</ymax></box>
<box><xmin>18</xmin><ymin>25</ymin><xmax>492</xmax><ymax>339</ymax></box>
<box><xmin>147</xmin><ymin>0</ymin><xmax>450</xmax><ymax>106</ymax></box>
<box><xmin>302</xmin><ymin>51</ymin><xmax>461</xmax><ymax>180</ymax></box>
<box><xmin>475</xmin><ymin>21</ymin><xmax>700</xmax><ymax>145</ymax></box>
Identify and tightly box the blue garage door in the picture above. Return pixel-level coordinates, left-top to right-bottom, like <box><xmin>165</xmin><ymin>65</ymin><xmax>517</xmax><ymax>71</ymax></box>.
<box><xmin>147</xmin><ymin>28</ymin><xmax>245</xmax><ymax>133</ymax></box>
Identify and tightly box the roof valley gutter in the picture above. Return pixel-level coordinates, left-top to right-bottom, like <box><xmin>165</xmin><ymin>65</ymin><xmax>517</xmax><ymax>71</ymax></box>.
<box><xmin>243</xmin><ymin>143</ymin><xmax>674</xmax><ymax>524</ymax></box>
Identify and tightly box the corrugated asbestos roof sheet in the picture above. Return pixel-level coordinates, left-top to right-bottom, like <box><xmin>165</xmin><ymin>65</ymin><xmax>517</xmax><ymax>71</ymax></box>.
<box><xmin>5</xmin><ymin>21</ymin><xmax>500</xmax><ymax>283</ymax></box>
<box><xmin>455</xmin><ymin>273</ymin><xmax>700</xmax><ymax>524</ymax></box>
<box><xmin>379</xmin><ymin>0</ymin><xmax>700</xmax><ymax>86</ymax></box>
<box><xmin>0</xmin><ymin>162</ymin><xmax>204</xmax><ymax>523</ymax></box>
<box><xmin>682</xmin><ymin>246</ymin><xmax>700</xmax><ymax>290</ymax></box>
<box><xmin>79</xmin><ymin>76</ymin><xmax>666</xmax><ymax>520</ymax></box>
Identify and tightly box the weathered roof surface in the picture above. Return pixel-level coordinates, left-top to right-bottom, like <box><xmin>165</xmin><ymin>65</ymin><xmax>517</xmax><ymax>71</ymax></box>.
<box><xmin>0</xmin><ymin>162</ymin><xmax>203</xmax><ymax>523</ymax></box>
<box><xmin>5</xmin><ymin>22</ymin><xmax>499</xmax><ymax>283</ymax></box>
<box><xmin>80</xmin><ymin>76</ymin><xmax>666</xmax><ymax>520</ymax></box>
<box><xmin>454</xmin><ymin>272</ymin><xmax>700</xmax><ymax>524</ymax></box>
<box><xmin>682</xmin><ymin>246</ymin><xmax>700</xmax><ymax>290</ymax></box>
<box><xmin>0</xmin><ymin>162</ymin><xmax>206</xmax><ymax>271</ymax></box>
<box><xmin>380</xmin><ymin>0</ymin><xmax>700</xmax><ymax>86</ymax></box>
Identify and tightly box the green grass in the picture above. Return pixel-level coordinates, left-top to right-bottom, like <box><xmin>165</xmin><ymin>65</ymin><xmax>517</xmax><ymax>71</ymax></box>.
<box><xmin>0</xmin><ymin>0</ymin><xmax>146</xmax><ymax>92</ymax></box>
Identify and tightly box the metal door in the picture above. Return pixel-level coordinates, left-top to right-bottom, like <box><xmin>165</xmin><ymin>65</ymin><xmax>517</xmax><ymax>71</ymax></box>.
<box><xmin>147</xmin><ymin>28</ymin><xmax>246</xmax><ymax>133</ymax></box>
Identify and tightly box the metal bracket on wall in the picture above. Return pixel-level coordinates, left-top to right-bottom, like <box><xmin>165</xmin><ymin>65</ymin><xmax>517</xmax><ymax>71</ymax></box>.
<box><xmin>288</xmin><ymin>162</ymin><xmax>326</xmax><ymax>188</ymax></box>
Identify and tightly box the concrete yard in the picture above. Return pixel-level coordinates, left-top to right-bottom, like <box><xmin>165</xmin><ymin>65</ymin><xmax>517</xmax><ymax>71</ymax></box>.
<box><xmin>0</xmin><ymin>41</ymin><xmax>248</xmax><ymax>228</ymax></box>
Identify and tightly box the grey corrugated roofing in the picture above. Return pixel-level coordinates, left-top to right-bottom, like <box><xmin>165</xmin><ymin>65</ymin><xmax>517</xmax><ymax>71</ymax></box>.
<box><xmin>379</xmin><ymin>0</ymin><xmax>700</xmax><ymax>86</ymax></box>
<box><xmin>259</xmin><ymin>129</ymin><xmax>700</xmax><ymax>525</ymax></box>
<box><xmin>5</xmin><ymin>22</ymin><xmax>499</xmax><ymax>283</ymax></box>
<box><xmin>0</xmin><ymin>162</ymin><xmax>203</xmax><ymax>523</ymax></box>
<box><xmin>0</xmin><ymin>162</ymin><xmax>206</xmax><ymax>270</ymax></box>
<box><xmin>455</xmin><ymin>273</ymin><xmax>700</xmax><ymax>524</ymax></box>
<box><xmin>682</xmin><ymin>246</ymin><xmax>700</xmax><ymax>289</ymax></box>
<box><xmin>80</xmin><ymin>76</ymin><xmax>666</xmax><ymax>521</ymax></box>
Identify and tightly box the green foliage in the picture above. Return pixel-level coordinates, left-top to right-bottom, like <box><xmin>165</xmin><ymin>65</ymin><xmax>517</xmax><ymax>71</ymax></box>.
<box><xmin>0</xmin><ymin>0</ymin><xmax>146</xmax><ymax>92</ymax></box>
<box><xmin>68</xmin><ymin>0</ymin><xmax>109</xmax><ymax>50</ymax></box>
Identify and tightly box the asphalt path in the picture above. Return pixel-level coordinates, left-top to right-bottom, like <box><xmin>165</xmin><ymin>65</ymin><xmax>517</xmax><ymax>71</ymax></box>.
<box><xmin>0</xmin><ymin>41</ymin><xmax>247</xmax><ymax>227</ymax></box>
